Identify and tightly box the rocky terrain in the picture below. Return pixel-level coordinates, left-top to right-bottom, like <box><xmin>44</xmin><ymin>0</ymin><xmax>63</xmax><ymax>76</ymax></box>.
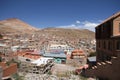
<box><xmin>0</xmin><ymin>18</ymin><xmax>95</xmax><ymax>39</ymax></box>
<box><xmin>0</xmin><ymin>18</ymin><xmax>37</xmax><ymax>34</ymax></box>
<box><xmin>35</xmin><ymin>28</ymin><xmax>95</xmax><ymax>39</ymax></box>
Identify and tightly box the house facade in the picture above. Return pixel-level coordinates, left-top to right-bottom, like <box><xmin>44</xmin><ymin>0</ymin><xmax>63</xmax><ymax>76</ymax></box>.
<box><xmin>84</xmin><ymin>12</ymin><xmax>120</xmax><ymax>80</ymax></box>
<box><xmin>96</xmin><ymin>12</ymin><xmax>120</xmax><ymax>62</ymax></box>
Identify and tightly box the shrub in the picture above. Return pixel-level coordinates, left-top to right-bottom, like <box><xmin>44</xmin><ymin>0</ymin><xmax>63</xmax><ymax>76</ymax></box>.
<box><xmin>89</xmin><ymin>52</ymin><xmax>96</xmax><ymax>57</ymax></box>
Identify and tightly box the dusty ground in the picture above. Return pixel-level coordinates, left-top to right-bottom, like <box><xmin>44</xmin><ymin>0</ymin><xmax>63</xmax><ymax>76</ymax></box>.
<box><xmin>18</xmin><ymin>63</ymin><xmax>96</xmax><ymax>80</ymax></box>
<box><xmin>51</xmin><ymin>63</ymin><xmax>76</xmax><ymax>75</ymax></box>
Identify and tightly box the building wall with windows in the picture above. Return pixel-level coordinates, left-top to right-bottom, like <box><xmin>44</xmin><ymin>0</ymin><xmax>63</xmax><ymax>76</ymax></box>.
<box><xmin>95</xmin><ymin>12</ymin><xmax>120</xmax><ymax>62</ymax></box>
<box><xmin>84</xmin><ymin>12</ymin><xmax>120</xmax><ymax>80</ymax></box>
<box><xmin>49</xmin><ymin>44</ymin><xmax>71</xmax><ymax>51</ymax></box>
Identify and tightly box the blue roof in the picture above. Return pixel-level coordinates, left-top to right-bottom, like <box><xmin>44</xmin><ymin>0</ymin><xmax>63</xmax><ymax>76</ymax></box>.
<box><xmin>49</xmin><ymin>49</ymin><xmax>64</xmax><ymax>54</ymax></box>
<box><xmin>43</xmin><ymin>53</ymin><xmax>66</xmax><ymax>58</ymax></box>
<box><xmin>88</xmin><ymin>56</ymin><xmax>96</xmax><ymax>62</ymax></box>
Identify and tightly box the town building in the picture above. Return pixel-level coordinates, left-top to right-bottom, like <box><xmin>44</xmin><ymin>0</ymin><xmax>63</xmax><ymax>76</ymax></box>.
<box><xmin>96</xmin><ymin>12</ymin><xmax>120</xmax><ymax>62</ymax></box>
<box><xmin>84</xmin><ymin>12</ymin><xmax>120</xmax><ymax>80</ymax></box>
<box><xmin>48</xmin><ymin>44</ymin><xmax>72</xmax><ymax>51</ymax></box>
<box><xmin>71</xmin><ymin>49</ymin><xmax>86</xmax><ymax>59</ymax></box>
<box><xmin>43</xmin><ymin>49</ymin><xmax>66</xmax><ymax>64</ymax></box>
<box><xmin>17</xmin><ymin>50</ymin><xmax>41</xmax><ymax>62</ymax></box>
<box><xmin>17</xmin><ymin>50</ymin><xmax>54</xmax><ymax>74</ymax></box>
<box><xmin>0</xmin><ymin>62</ymin><xmax>17</xmax><ymax>80</ymax></box>
<box><xmin>66</xmin><ymin>49</ymin><xmax>86</xmax><ymax>67</ymax></box>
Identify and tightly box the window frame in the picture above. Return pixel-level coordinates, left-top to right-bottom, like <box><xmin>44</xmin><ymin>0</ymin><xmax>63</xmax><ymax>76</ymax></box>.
<box><xmin>116</xmin><ymin>40</ymin><xmax>120</xmax><ymax>50</ymax></box>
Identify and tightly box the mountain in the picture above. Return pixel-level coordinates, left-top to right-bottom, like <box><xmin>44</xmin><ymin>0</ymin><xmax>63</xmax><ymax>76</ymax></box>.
<box><xmin>35</xmin><ymin>28</ymin><xmax>95</xmax><ymax>39</ymax></box>
<box><xmin>0</xmin><ymin>18</ymin><xmax>94</xmax><ymax>39</ymax></box>
<box><xmin>0</xmin><ymin>18</ymin><xmax>37</xmax><ymax>34</ymax></box>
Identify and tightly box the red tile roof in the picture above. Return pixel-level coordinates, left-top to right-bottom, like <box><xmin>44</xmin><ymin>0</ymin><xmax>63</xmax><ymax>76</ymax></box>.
<box><xmin>17</xmin><ymin>51</ymin><xmax>41</xmax><ymax>60</ymax></box>
<box><xmin>72</xmin><ymin>49</ymin><xmax>85</xmax><ymax>56</ymax></box>
<box><xmin>0</xmin><ymin>62</ymin><xmax>17</xmax><ymax>78</ymax></box>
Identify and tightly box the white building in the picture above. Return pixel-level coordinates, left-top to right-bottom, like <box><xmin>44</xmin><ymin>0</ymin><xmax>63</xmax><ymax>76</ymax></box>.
<box><xmin>49</xmin><ymin>44</ymin><xmax>71</xmax><ymax>51</ymax></box>
<box><xmin>31</xmin><ymin>57</ymin><xmax>53</xmax><ymax>66</ymax></box>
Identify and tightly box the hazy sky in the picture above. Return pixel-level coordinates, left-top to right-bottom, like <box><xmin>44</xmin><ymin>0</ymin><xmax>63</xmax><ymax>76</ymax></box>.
<box><xmin>0</xmin><ymin>0</ymin><xmax>120</xmax><ymax>31</ymax></box>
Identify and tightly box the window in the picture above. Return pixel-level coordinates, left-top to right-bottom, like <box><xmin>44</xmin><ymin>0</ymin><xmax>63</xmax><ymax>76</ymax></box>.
<box><xmin>108</xmin><ymin>41</ymin><xmax>111</xmax><ymax>50</ymax></box>
<box><xmin>103</xmin><ymin>41</ymin><xmax>106</xmax><ymax>49</ymax></box>
<box><xmin>116</xmin><ymin>40</ymin><xmax>120</xmax><ymax>50</ymax></box>
<box><xmin>98</xmin><ymin>41</ymin><xmax>101</xmax><ymax>48</ymax></box>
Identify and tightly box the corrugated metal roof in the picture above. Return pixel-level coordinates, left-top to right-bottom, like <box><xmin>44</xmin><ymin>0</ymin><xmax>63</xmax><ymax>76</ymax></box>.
<box><xmin>88</xmin><ymin>56</ymin><xmax>96</xmax><ymax>62</ymax></box>
<box><xmin>43</xmin><ymin>53</ymin><xmax>66</xmax><ymax>58</ymax></box>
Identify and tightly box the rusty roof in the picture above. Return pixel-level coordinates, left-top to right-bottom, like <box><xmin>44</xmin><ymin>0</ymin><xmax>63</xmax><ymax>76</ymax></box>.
<box><xmin>17</xmin><ymin>51</ymin><xmax>41</xmax><ymax>60</ymax></box>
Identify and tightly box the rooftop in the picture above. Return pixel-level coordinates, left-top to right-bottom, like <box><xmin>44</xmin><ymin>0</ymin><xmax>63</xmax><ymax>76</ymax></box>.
<box><xmin>31</xmin><ymin>57</ymin><xmax>53</xmax><ymax>66</ymax></box>
<box><xmin>43</xmin><ymin>53</ymin><xmax>66</xmax><ymax>58</ymax></box>
<box><xmin>71</xmin><ymin>49</ymin><xmax>85</xmax><ymax>56</ymax></box>
<box><xmin>17</xmin><ymin>51</ymin><xmax>41</xmax><ymax>60</ymax></box>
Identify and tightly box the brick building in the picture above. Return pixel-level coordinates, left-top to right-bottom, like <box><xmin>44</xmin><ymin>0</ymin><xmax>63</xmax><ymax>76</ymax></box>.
<box><xmin>96</xmin><ymin>12</ymin><xmax>120</xmax><ymax>62</ymax></box>
<box><xmin>0</xmin><ymin>62</ymin><xmax>17</xmax><ymax>80</ymax></box>
<box><xmin>84</xmin><ymin>12</ymin><xmax>120</xmax><ymax>80</ymax></box>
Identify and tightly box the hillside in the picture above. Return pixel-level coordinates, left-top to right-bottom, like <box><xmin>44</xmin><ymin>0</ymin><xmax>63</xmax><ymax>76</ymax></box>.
<box><xmin>0</xmin><ymin>18</ymin><xmax>37</xmax><ymax>34</ymax></box>
<box><xmin>35</xmin><ymin>28</ymin><xmax>95</xmax><ymax>39</ymax></box>
<box><xmin>0</xmin><ymin>18</ymin><xmax>95</xmax><ymax>39</ymax></box>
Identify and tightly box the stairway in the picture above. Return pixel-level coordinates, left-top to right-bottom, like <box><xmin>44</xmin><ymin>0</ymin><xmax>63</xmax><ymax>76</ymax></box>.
<box><xmin>84</xmin><ymin>54</ymin><xmax>120</xmax><ymax>80</ymax></box>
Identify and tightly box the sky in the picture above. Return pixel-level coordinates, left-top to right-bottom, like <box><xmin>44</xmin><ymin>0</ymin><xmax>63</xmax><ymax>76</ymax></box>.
<box><xmin>0</xmin><ymin>0</ymin><xmax>120</xmax><ymax>31</ymax></box>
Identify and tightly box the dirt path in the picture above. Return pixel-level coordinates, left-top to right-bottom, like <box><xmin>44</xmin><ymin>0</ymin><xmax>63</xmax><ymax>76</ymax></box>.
<box><xmin>51</xmin><ymin>63</ymin><xmax>76</xmax><ymax>75</ymax></box>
